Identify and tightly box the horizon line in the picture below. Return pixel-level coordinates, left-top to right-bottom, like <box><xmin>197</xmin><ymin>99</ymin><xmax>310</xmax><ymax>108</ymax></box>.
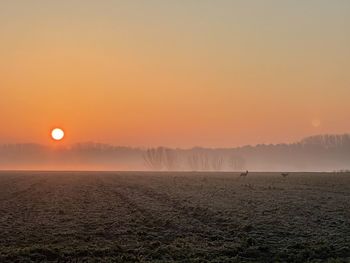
<box><xmin>1</xmin><ymin>132</ymin><xmax>349</xmax><ymax>150</ymax></box>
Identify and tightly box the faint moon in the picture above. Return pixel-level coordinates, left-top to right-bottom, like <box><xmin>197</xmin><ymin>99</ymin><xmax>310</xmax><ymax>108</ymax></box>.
<box><xmin>51</xmin><ymin>128</ymin><xmax>65</xmax><ymax>141</ymax></box>
<box><xmin>311</xmin><ymin>119</ymin><xmax>321</xmax><ymax>128</ymax></box>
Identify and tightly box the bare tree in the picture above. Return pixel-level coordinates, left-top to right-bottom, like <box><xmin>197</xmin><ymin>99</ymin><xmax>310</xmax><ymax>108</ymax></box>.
<box><xmin>143</xmin><ymin>147</ymin><xmax>164</xmax><ymax>170</ymax></box>
<box><xmin>188</xmin><ymin>154</ymin><xmax>200</xmax><ymax>171</ymax></box>
<box><xmin>229</xmin><ymin>155</ymin><xmax>246</xmax><ymax>171</ymax></box>
<box><xmin>163</xmin><ymin>149</ymin><xmax>179</xmax><ymax>171</ymax></box>
<box><xmin>199</xmin><ymin>153</ymin><xmax>210</xmax><ymax>171</ymax></box>
<box><xmin>188</xmin><ymin>152</ymin><xmax>210</xmax><ymax>171</ymax></box>
<box><xmin>211</xmin><ymin>155</ymin><xmax>224</xmax><ymax>171</ymax></box>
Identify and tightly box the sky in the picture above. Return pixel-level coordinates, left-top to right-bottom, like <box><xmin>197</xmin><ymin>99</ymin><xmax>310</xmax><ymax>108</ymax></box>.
<box><xmin>1</xmin><ymin>0</ymin><xmax>350</xmax><ymax>148</ymax></box>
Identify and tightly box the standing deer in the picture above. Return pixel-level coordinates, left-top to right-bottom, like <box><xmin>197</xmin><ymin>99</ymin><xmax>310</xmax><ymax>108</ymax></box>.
<box><xmin>240</xmin><ymin>170</ymin><xmax>249</xmax><ymax>177</ymax></box>
<box><xmin>281</xmin><ymin>172</ymin><xmax>289</xmax><ymax>178</ymax></box>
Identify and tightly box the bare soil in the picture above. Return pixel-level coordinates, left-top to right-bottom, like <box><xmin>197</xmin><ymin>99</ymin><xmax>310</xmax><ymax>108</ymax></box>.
<box><xmin>0</xmin><ymin>171</ymin><xmax>349</xmax><ymax>262</ymax></box>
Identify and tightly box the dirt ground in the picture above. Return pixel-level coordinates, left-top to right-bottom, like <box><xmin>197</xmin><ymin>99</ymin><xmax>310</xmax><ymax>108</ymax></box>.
<box><xmin>0</xmin><ymin>171</ymin><xmax>349</xmax><ymax>262</ymax></box>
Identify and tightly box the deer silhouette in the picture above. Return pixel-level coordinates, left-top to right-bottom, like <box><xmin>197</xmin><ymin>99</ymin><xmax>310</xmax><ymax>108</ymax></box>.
<box><xmin>281</xmin><ymin>172</ymin><xmax>289</xmax><ymax>178</ymax></box>
<box><xmin>240</xmin><ymin>170</ymin><xmax>249</xmax><ymax>177</ymax></box>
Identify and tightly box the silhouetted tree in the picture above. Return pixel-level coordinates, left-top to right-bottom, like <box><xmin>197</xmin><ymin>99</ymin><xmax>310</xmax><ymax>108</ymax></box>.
<box><xmin>188</xmin><ymin>152</ymin><xmax>210</xmax><ymax>171</ymax></box>
<box><xmin>163</xmin><ymin>149</ymin><xmax>179</xmax><ymax>171</ymax></box>
<box><xmin>143</xmin><ymin>147</ymin><xmax>164</xmax><ymax>170</ymax></box>
<box><xmin>229</xmin><ymin>155</ymin><xmax>246</xmax><ymax>171</ymax></box>
<box><xmin>211</xmin><ymin>155</ymin><xmax>224</xmax><ymax>171</ymax></box>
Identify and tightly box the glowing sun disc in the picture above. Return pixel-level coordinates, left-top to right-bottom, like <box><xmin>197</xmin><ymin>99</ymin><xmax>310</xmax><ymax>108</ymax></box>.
<box><xmin>51</xmin><ymin>128</ymin><xmax>65</xmax><ymax>141</ymax></box>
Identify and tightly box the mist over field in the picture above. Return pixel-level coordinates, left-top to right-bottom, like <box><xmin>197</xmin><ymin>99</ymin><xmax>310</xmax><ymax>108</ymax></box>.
<box><xmin>1</xmin><ymin>1</ymin><xmax>350</xmax><ymax>262</ymax></box>
<box><xmin>1</xmin><ymin>134</ymin><xmax>350</xmax><ymax>172</ymax></box>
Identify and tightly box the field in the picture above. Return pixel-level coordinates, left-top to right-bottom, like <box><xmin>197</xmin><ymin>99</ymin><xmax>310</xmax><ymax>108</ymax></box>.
<box><xmin>0</xmin><ymin>172</ymin><xmax>349</xmax><ymax>262</ymax></box>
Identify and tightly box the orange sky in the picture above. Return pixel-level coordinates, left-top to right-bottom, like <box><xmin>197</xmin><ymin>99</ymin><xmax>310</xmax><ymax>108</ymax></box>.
<box><xmin>1</xmin><ymin>1</ymin><xmax>350</xmax><ymax>147</ymax></box>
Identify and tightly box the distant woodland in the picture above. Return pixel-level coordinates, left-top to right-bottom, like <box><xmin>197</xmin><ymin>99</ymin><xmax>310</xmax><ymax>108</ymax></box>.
<box><xmin>1</xmin><ymin>134</ymin><xmax>350</xmax><ymax>172</ymax></box>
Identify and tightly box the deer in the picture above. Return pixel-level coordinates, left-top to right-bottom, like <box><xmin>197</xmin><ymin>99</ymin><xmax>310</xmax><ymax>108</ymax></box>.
<box><xmin>240</xmin><ymin>170</ymin><xmax>249</xmax><ymax>177</ymax></box>
<box><xmin>281</xmin><ymin>172</ymin><xmax>289</xmax><ymax>178</ymax></box>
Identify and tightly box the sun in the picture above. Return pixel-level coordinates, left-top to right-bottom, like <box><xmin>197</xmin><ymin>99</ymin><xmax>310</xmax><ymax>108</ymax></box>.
<box><xmin>51</xmin><ymin>128</ymin><xmax>65</xmax><ymax>141</ymax></box>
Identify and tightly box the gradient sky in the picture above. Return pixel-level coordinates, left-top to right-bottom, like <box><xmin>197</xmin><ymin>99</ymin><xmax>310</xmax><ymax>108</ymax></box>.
<box><xmin>1</xmin><ymin>1</ymin><xmax>350</xmax><ymax>147</ymax></box>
